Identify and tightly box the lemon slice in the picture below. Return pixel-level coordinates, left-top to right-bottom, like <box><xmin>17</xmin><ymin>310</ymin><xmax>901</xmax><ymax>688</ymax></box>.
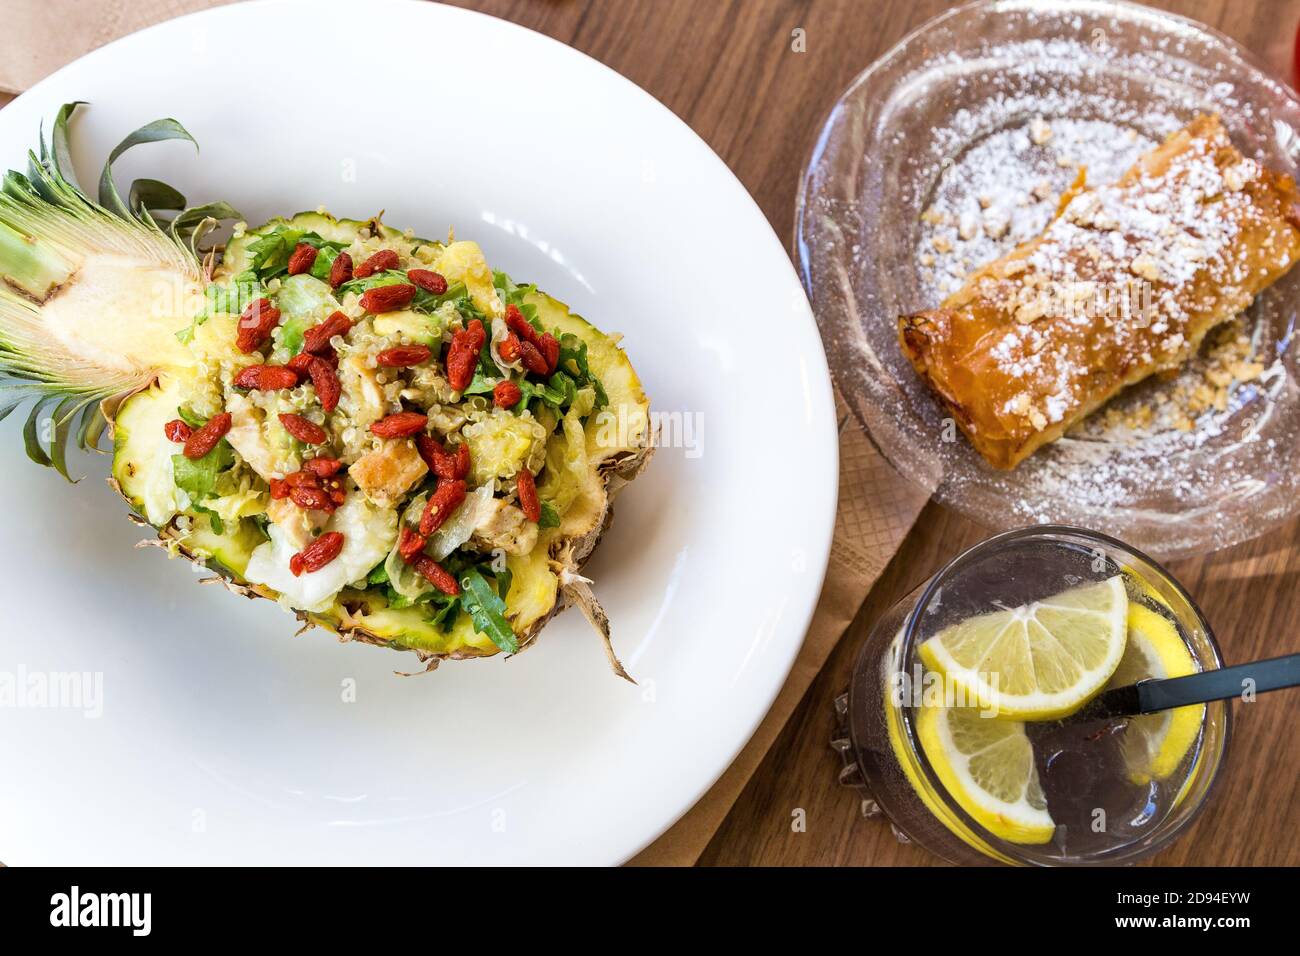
<box><xmin>919</xmin><ymin>576</ymin><xmax>1128</xmax><ymax>719</ymax></box>
<box><xmin>916</xmin><ymin>705</ymin><xmax>1055</xmax><ymax>844</ymax></box>
<box><xmin>1106</xmin><ymin>604</ymin><xmax>1204</xmax><ymax>784</ymax></box>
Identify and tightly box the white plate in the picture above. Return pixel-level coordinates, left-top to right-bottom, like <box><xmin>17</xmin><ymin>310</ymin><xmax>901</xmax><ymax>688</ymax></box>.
<box><xmin>0</xmin><ymin>0</ymin><xmax>837</xmax><ymax>864</ymax></box>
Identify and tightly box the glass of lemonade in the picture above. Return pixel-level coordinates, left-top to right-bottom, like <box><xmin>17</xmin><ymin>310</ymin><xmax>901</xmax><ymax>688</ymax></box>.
<box><xmin>834</xmin><ymin>526</ymin><xmax>1231</xmax><ymax>865</ymax></box>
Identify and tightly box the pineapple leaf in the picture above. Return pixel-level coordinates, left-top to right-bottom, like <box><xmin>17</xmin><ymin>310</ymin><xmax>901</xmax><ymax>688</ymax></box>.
<box><xmin>97</xmin><ymin>117</ymin><xmax>197</xmax><ymax>223</ymax></box>
<box><xmin>48</xmin><ymin>101</ymin><xmax>86</xmax><ymax>190</ymax></box>
<box><xmin>128</xmin><ymin>177</ymin><xmax>187</xmax><ymax>223</ymax></box>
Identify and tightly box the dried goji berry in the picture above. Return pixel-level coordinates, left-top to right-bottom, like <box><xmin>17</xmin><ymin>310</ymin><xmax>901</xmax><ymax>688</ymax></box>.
<box><xmin>234</xmin><ymin>364</ymin><xmax>300</xmax><ymax>391</ymax></box>
<box><xmin>286</xmin><ymin>352</ymin><xmax>314</xmax><ymax>377</ymax></box>
<box><xmin>328</xmin><ymin>251</ymin><xmax>353</xmax><ymax>288</ymax></box>
<box><xmin>283</xmin><ymin>470</ymin><xmax>319</xmax><ymax>489</ymax></box>
<box><xmin>446</xmin><ymin>318</ymin><xmax>486</xmax><ymax>391</ymax></box>
<box><xmin>308</xmin><ymin>356</ymin><xmax>341</xmax><ymax>412</ymax></box>
<box><xmin>539</xmin><ymin>332</ymin><xmax>560</xmax><ymax>373</ymax></box>
<box><xmin>518</xmin><ymin>339</ymin><xmax>549</xmax><ymax>376</ymax></box>
<box><xmin>303</xmin><ymin>311</ymin><xmax>353</xmax><ymax>355</ymax></box>
<box><xmin>303</xmin><ymin>457</ymin><xmax>343</xmax><ymax>478</ymax></box>
<box><xmin>414</xmin><ymin>434</ymin><xmax>470</xmax><ymax>480</ymax></box>
<box><xmin>182</xmin><ymin>412</ymin><xmax>232</xmax><ymax>460</ymax></box>
<box><xmin>269</xmin><ymin>477</ymin><xmax>290</xmax><ymax>499</ymax></box>
<box><xmin>406</xmin><ymin>269</ymin><xmax>448</xmax><ymax>295</ymax></box>
<box><xmin>504</xmin><ymin>303</ymin><xmax>541</xmax><ymax>347</ymax></box>
<box><xmin>278</xmin><ymin>413</ymin><xmax>328</xmax><ymax>444</ymax></box>
<box><xmin>290</xmin><ymin>484</ymin><xmax>335</xmax><ymax>512</ymax></box>
<box><xmin>498</xmin><ymin>332</ymin><xmax>521</xmax><ymax>364</ymax></box>
<box><xmin>235</xmin><ymin>298</ymin><xmax>281</xmax><ymax>353</ymax></box>
<box><xmin>494</xmin><ymin>380</ymin><xmax>523</xmax><ymax>409</ymax></box>
<box><xmin>164</xmin><ymin>419</ymin><xmax>192</xmax><ymax>443</ymax></box>
<box><xmin>326</xmin><ymin>478</ymin><xmax>347</xmax><ymax>506</ymax></box>
<box><xmin>398</xmin><ymin>526</ymin><xmax>427</xmax><ymax>562</ymax></box>
<box><xmin>287</xmin><ymin>243</ymin><xmax>318</xmax><ymax>276</ymax></box>
<box><xmin>359</xmin><ymin>283</ymin><xmax>417</xmax><ymax>313</ymax></box>
<box><xmin>516</xmin><ymin>467</ymin><xmax>541</xmax><ymax>523</ymax></box>
<box><xmin>291</xmin><ymin>531</ymin><xmax>345</xmax><ymax>576</ymax></box>
<box><xmin>375</xmin><ymin>345</ymin><xmax>432</xmax><ymax>367</ymax></box>
<box><xmin>411</xmin><ymin>554</ymin><xmax>460</xmax><ymax>595</ymax></box>
<box><xmin>353</xmin><ymin>249</ymin><xmax>399</xmax><ymax>279</ymax></box>
<box><xmin>419</xmin><ymin>478</ymin><xmax>466</xmax><ymax>535</ymax></box>
<box><xmin>370</xmin><ymin>411</ymin><xmax>428</xmax><ymax>438</ymax></box>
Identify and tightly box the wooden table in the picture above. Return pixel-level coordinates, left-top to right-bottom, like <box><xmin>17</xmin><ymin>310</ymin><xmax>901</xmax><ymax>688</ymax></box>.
<box><xmin>4</xmin><ymin>0</ymin><xmax>1297</xmax><ymax>866</ymax></box>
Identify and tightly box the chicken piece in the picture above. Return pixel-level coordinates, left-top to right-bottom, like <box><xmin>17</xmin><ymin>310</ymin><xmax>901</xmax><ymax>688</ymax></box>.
<box><xmin>224</xmin><ymin>393</ymin><xmax>298</xmax><ymax>481</ymax></box>
<box><xmin>337</xmin><ymin>352</ymin><xmax>387</xmax><ymax>435</ymax></box>
<box><xmin>349</xmin><ymin>438</ymin><xmax>428</xmax><ymax>507</ymax></box>
<box><xmin>470</xmin><ymin>496</ymin><xmax>539</xmax><ymax>555</ymax></box>
<box><xmin>265</xmin><ymin>496</ymin><xmax>328</xmax><ymax>550</ymax></box>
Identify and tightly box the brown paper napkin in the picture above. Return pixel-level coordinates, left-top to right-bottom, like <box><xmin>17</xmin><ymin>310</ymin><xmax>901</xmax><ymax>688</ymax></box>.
<box><xmin>0</xmin><ymin>0</ymin><xmax>236</xmax><ymax>93</ymax></box>
<box><xmin>0</xmin><ymin>0</ymin><xmax>931</xmax><ymax>865</ymax></box>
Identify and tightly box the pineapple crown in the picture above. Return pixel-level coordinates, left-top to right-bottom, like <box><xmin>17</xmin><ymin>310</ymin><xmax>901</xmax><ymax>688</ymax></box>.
<box><xmin>0</xmin><ymin>102</ymin><xmax>239</xmax><ymax>479</ymax></box>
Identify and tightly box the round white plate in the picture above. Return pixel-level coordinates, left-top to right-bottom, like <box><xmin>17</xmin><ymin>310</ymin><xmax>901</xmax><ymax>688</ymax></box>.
<box><xmin>0</xmin><ymin>0</ymin><xmax>837</xmax><ymax>865</ymax></box>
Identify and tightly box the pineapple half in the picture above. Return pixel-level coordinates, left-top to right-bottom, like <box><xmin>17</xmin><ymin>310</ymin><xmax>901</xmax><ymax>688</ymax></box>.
<box><xmin>1</xmin><ymin>105</ymin><xmax>651</xmax><ymax>675</ymax></box>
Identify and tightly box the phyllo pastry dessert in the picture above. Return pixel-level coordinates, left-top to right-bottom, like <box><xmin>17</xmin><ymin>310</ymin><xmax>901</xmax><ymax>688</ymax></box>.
<box><xmin>899</xmin><ymin>114</ymin><xmax>1300</xmax><ymax>470</ymax></box>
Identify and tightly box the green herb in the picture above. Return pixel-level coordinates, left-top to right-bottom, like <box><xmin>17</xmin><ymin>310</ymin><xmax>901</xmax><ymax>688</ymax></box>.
<box><xmin>191</xmin><ymin>503</ymin><xmax>224</xmax><ymax>535</ymax></box>
<box><xmin>538</xmin><ymin>502</ymin><xmax>561</xmax><ymax>529</ymax></box>
<box><xmin>309</xmin><ymin>245</ymin><xmax>340</xmax><ymax>282</ymax></box>
<box><xmin>277</xmin><ymin>315</ymin><xmax>311</xmax><ymax>356</ymax></box>
<box><xmin>246</xmin><ymin>226</ymin><xmax>347</xmax><ymax>281</ymax></box>
<box><xmin>177</xmin><ymin>269</ymin><xmax>263</xmax><ymax>343</ymax></box>
<box><xmin>176</xmin><ymin>405</ymin><xmax>206</xmax><ymax>428</ymax></box>
<box><xmin>171</xmin><ymin>439</ymin><xmax>234</xmax><ymax>500</ymax></box>
<box><xmin>459</xmin><ymin>567</ymin><xmax>518</xmax><ymax>653</ymax></box>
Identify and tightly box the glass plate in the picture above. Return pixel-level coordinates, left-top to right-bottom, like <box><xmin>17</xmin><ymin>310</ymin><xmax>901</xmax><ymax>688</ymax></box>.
<box><xmin>795</xmin><ymin>0</ymin><xmax>1300</xmax><ymax>559</ymax></box>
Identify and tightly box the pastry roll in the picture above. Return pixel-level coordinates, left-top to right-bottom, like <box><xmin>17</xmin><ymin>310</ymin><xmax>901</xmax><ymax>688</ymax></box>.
<box><xmin>899</xmin><ymin>115</ymin><xmax>1300</xmax><ymax>470</ymax></box>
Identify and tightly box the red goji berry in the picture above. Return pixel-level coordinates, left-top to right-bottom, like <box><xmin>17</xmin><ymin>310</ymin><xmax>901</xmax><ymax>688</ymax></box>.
<box><xmin>494</xmin><ymin>380</ymin><xmax>523</xmax><ymax>409</ymax></box>
<box><xmin>291</xmin><ymin>531</ymin><xmax>345</xmax><ymax>576</ymax></box>
<box><xmin>446</xmin><ymin>318</ymin><xmax>486</xmax><ymax>391</ymax></box>
<box><xmin>308</xmin><ymin>356</ymin><xmax>341</xmax><ymax>412</ymax></box>
<box><xmin>287</xmin><ymin>243</ymin><xmax>318</xmax><ymax>276</ymax></box>
<box><xmin>182</xmin><ymin>412</ymin><xmax>232</xmax><ymax>460</ymax></box>
<box><xmin>303</xmin><ymin>457</ymin><xmax>343</xmax><ymax>478</ymax></box>
<box><xmin>370</xmin><ymin>411</ymin><xmax>428</xmax><ymax>438</ymax></box>
<box><xmin>233</xmin><ymin>364</ymin><xmax>300</xmax><ymax>391</ymax></box>
<box><xmin>398</xmin><ymin>527</ymin><xmax>427</xmax><ymax>562</ymax></box>
<box><xmin>375</xmin><ymin>345</ymin><xmax>432</xmax><ymax>367</ymax></box>
<box><xmin>516</xmin><ymin>467</ymin><xmax>541</xmax><ymax>523</ymax></box>
<box><xmin>164</xmin><ymin>419</ymin><xmax>193</xmax><ymax>443</ymax></box>
<box><xmin>539</xmin><ymin>332</ymin><xmax>560</xmax><ymax>373</ymax></box>
<box><xmin>235</xmin><ymin>298</ymin><xmax>281</xmax><ymax>353</ymax></box>
<box><xmin>504</xmin><ymin>303</ymin><xmax>541</xmax><ymax>347</ymax></box>
<box><xmin>328</xmin><ymin>250</ymin><xmax>353</xmax><ymax>288</ymax></box>
<box><xmin>419</xmin><ymin>478</ymin><xmax>466</xmax><ymax>535</ymax></box>
<box><xmin>278</xmin><ymin>413</ymin><xmax>328</xmax><ymax>444</ymax></box>
<box><xmin>290</xmin><ymin>484</ymin><xmax>335</xmax><ymax>512</ymax></box>
<box><xmin>406</xmin><ymin>269</ymin><xmax>448</xmax><ymax>295</ymax></box>
<box><xmin>359</xmin><ymin>283</ymin><xmax>417</xmax><ymax>313</ymax></box>
<box><xmin>353</xmin><ymin>249</ymin><xmax>400</xmax><ymax>279</ymax></box>
<box><xmin>498</xmin><ymin>332</ymin><xmax>522</xmax><ymax>364</ymax></box>
<box><xmin>518</xmin><ymin>339</ymin><xmax>548</xmax><ymax>376</ymax></box>
<box><xmin>411</xmin><ymin>555</ymin><xmax>460</xmax><ymax>595</ymax></box>
<box><xmin>303</xmin><ymin>311</ymin><xmax>353</xmax><ymax>355</ymax></box>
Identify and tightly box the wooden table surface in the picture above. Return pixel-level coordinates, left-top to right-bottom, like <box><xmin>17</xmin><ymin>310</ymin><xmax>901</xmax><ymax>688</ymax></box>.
<box><xmin>5</xmin><ymin>0</ymin><xmax>1298</xmax><ymax>867</ymax></box>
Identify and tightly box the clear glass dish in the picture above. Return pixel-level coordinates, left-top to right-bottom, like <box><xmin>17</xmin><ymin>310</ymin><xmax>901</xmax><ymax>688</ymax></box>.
<box><xmin>831</xmin><ymin>526</ymin><xmax>1231</xmax><ymax>866</ymax></box>
<box><xmin>795</xmin><ymin>0</ymin><xmax>1300</xmax><ymax>559</ymax></box>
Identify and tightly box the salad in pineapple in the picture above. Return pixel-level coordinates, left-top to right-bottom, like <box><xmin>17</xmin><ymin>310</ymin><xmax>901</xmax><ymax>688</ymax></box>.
<box><xmin>0</xmin><ymin>105</ymin><xmax>651</xmax><ymax>675</ymax></box>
